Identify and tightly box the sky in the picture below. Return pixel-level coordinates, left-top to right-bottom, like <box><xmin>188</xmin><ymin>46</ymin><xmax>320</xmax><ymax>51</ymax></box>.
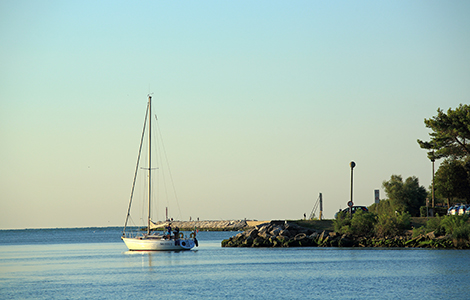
<box><xmin>1</xmin><ymin>1</ymin><xmax>469</xmax><ymax>229</ymax></box>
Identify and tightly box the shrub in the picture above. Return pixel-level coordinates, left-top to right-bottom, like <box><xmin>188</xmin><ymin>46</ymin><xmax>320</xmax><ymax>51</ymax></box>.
<box><xmin>452</xmin><ymin>224</ymin><xmax>470</xmax><ymax>241</ymax></box>
<box><xmin>440</xmin><ymin>215</ymin><xmax>470</xmax><ymax>240</ymax></box>
<box><xmin>420</xmin><ymin>206</ymin><xmax>430</xmax><ymax>217</ymax></box>
<box><xmin>333</xmin><ymin>211</ymin><xmax>351</xmax><ymax>234</ymax></box>
<box><xmin>426</xmin><ymin>215</ymin><xmax>444</xmax><ymax>236</ymax></box>
<box><xmin>368</xmin><ymin>199</ymin><xmax>394</xmax><ymax>215</ymax></box>
<box><xmin>349</xmin><ymin>210</ymin><xmax>377</xmax><ymax>237</ymax></box>
<box><xmin>412</xmin><ymin>226</ymin><xmax>426</xmax><ymax>237</ymax></box>
<box><xmin>334</xmin><ymin>210</ymin><xmax>377</xmax><ymax>237</ymax></box>
<box><xmin>375</xmin><ymin>214</ymin><xmax>398</xmax><ymax>238</ymax></box>
<box><xmin>374</xmin><ymin>211</ymin><xmax>411</xmax><ymax>238</ymax></box>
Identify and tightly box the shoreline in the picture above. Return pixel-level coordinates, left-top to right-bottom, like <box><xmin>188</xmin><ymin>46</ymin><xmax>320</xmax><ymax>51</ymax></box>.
<box><xmin>221</xmin><ymin>220</ymin><xmax>470</xmax><ymax>249</ymax></box>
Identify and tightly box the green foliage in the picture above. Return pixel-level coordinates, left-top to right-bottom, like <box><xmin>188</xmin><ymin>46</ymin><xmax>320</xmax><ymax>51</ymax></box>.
<box><xmin>382</xmin><ymin>175</ymin><xmax>427</xmax><ymax>217</ymax></box>
<box><xmin>334</xmin><ymin>210</ymin><xmax>378</xmax><ymax>237</ymax></box>
<box><xmin>374</xmin><ymin>212</ymin><xmax>411</xmax><ymax>238</ymax></box>
<box><xmin>417</xmin><ymin>104</ymin><xmax>470</xmax><ymax>208</ymax></box>
<box><xmin>412</xmin><ymin>215</ymin><xmax>470</xmax><ymax>241</ymax></box>
<box><xmin>374</xmin><ymin>214</ymin><xmax>398</xmax><ymax>238</ymax></box>
<box><xmin>417</xmin><ymin>104</ymin><xmax>470</xmax><ymax>160</ymax></box>
<box><xmin>396</xmin><ymin>211</ymin><xmax>411</xmax><ymax>229</ymax></box>
<box><xmin>434</xmin><ymin>159</ymin><xmax>470</xmax><ymax>204</ymax></box>
<box><xmin>349</xmin><ymin>210</ymin><xmax>377</xmax><ymax>237</ymax></box>
<box><xmin>452</xmin><ymin>225</ymin><xmax>470</xmax><ymax>241</ymax></box>
<box><xmin>440</xmin><ymin>215</ymin><xmax>470</xmax><ymax>239</ymax></box>
<box><xmin>420</xmin><ymin>206</ymin><xmax>428</xmax><ymax>217</ymax></box>
<box><xmin>368</xmin><ymin>199</ymin><xmax>394</xmax><ymax>215</ymax></box>
<box><xmin>412</xmin><ymin>226</ymin><xmax>426</xmax><ymax>238</ymax></box>
<box><xmin>333</xmin><ymin>211</ymin><xmax>351</xmax><ymax>234</ymax></box>
<box><xmin>412</xmin><ymin>215</ymin><xmax>470</xmax><ymax>240</ymax></box>
<box><xmin>426</xmin><ymin>215</ymin><xmax>444</xmax><ymax>235</ymax></box>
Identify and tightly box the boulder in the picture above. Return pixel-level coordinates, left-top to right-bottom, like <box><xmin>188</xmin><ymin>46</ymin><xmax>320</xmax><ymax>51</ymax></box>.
<box><xmin>338</xmin><ymin>235</ymin><xmax>355</xmax><ymax>247</ymax></box>
<box><xmin>309</xmin><ymin>232</ymin><xmax>319</xmax><ymax>239</ymax></box>
<box><xmin>318</xmin><ymin>231</ymin><xmax>329</xmax><ymax>243</ymax></box>
<box><xmin>270</xmin><ymin>227</ymin><xmax>282</xmax><ymax>237</ymax></box>
<box><xmin>247</xmin><ymin>229</ymin><xmax>259</xmax><ymax>239</ymax></box>
<box><xmin>258</xmin><ymin>231</ymin><xmax>271</xmax><ymax>239</ymax></box>
<box><xmin>319</xmin><ymin>236</ymin><xmax>330</xmax><ymax>247</ymax></box>
<box><xmin>294</xmin><ymin>233</ymin><xmax>307</xmax><ymax>241</ymax></box>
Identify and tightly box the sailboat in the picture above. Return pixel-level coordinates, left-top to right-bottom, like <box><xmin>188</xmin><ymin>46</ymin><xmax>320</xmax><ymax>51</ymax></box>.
<box><xmin>121</xmin><ymin>95</ymin><xmax>197</xmax><ymax>251</ymax></box>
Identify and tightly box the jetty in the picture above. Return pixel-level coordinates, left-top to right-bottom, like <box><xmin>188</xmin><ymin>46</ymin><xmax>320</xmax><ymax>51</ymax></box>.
<box><xmin>221</xmin><ymin>220</ymin><xmax>469</xmax><ymax>249</ymax></box>
<box><xmin>150</xmin><ymin>220</ymin><xmax>269</xmax><ymax>231</ymax></box>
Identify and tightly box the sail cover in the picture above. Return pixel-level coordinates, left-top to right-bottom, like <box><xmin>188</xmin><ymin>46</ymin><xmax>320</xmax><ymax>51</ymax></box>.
<box><xmin>149</xmin><ymin>220</ymin><xmax>170</xmax><ymax>230</ymax></box>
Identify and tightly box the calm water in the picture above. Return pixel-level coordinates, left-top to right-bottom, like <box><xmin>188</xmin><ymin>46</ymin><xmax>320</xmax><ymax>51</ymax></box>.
<box><xmin>1</xmin><ymin>227</ymin><xmax>469</xmax><ymax>299</ymax></box>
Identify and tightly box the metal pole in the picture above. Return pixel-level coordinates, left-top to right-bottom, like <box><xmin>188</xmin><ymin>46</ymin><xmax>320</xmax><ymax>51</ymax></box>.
<box><xmin>350</xmin><ymin>161</ymin><xmax>356</xmax><ymax>218</ymax></box>
<box><xmin>432</xmin><ymin>157</ymin><xmax>435</xmax><ymax>208</ymax></box>
<box><xmin>147</xmin><ymin>95</ymin><xmax>152</xmax><ymax>235</ymax></box>
<box><xmin>319</xmin><ymin>193</ymin><xmax>323</xmax><ymax>220</ymax></box>
<box><xmin>426</xmin><ymin>198</ymin><xmax>429</xmax><ymax>218</ymax></box>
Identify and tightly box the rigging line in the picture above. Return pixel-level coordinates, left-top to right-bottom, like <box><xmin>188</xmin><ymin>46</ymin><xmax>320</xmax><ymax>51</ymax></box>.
<box><xmin>151</xmin><ymin>118</ymin><xmax>164</xmax><ymax>221</ymax></box>
<box><xmin>128</xmin><ymin>215</ymin><xmax>136</xmax><ymax>227</ymax></box>
<box><xmin>155</xmin><ymin>114</ymin><xmax>183</xmax><ymax>219</ymax></box>
<box><xmin>309</xmin><ymin>194</ymin><xmax>321</xmax><ymax>220</ymax></box>
<box><xmin>154</xmin><ymin>119</ymin><xmax>174</xmax><ymax>220</ymax></box>
<box><xmin>154</xmin><ymin>123</ymin><xmax>170</xmax><ymax>220</ymax></box>
<box><xmin>123</xmin><ymin>101</ymin><xmax>149</xmax><ymax>234</ymax></box>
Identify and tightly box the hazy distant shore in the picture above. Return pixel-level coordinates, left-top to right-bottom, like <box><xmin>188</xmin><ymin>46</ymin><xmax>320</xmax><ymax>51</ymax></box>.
<box><xmin>1</xmin><ymin>220</ymin><xmax>270</xmax><ymax>231</ymax></box>
<box><xmin>150</xmin><ymin>220</ymin><xmax>270</xmax><ymax>231</ymax></box>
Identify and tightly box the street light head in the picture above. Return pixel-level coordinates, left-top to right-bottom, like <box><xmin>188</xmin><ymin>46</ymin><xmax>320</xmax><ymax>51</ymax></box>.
<box><xmin>350</xmin><ymin>161</ymin><xmax>356</xmax><ymax>169</ymax></box>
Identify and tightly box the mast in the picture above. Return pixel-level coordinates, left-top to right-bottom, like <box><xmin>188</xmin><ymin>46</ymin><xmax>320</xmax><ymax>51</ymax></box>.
<box><xmin>147</xmin><ymin>95</ymin><xmax>152</xmax><ymax>235</ymax></box>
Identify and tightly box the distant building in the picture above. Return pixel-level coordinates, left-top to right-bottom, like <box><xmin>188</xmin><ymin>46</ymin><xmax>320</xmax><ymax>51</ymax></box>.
<box><xmin>374</xmin><ymin>189</ymin><xmax>380</xmax><ymax>204</ymax></box>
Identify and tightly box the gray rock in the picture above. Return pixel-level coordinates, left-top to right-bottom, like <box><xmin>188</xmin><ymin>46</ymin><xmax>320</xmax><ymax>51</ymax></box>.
<box><xmin>248</xmin><ymin>229</ymin><xmax>259</xmax><ymax>239</ymax></box>
<box><xmin>270</xmin><ymin>227</ymin><xmax>282</xmax><ymax>237</ymax></box>
<box><xmin>318</xmin><ymin>231</ymin><xmax>327</xmax><ymax>242</ymax></box>
<box><xmin>309</xmin><ymin>232</ymin><xmax>319</xmax><ymax>239</ymax></box>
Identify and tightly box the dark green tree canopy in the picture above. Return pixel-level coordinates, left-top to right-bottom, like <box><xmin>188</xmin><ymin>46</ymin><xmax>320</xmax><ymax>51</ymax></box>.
<box><xmin>382</xmin><ymin>175</ymin><xmax>427</xmax><ymax>217</ymax></box>
<box><xmin>417</xmin><ymin>104</ymin><xmax>470</xmax><ymax>160</ymax></box>
<box><xmin>434</xmin><ymin>159</ymin><xmax>470</xmax><ymax>206</ymax></box>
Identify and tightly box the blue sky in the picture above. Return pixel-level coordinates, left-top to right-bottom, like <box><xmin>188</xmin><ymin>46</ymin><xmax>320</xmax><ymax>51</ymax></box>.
<box><xmin>1</xmin><ymin>1</ymin><xmax>469</xmax><ymax>228</ymax></box>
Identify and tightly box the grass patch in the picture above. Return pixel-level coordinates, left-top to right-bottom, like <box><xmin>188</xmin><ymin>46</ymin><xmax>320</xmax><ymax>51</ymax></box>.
<box><xmin>294</xmin><ymin>220</ymin><xmax>334</xmax><ymax>231</ymax></box>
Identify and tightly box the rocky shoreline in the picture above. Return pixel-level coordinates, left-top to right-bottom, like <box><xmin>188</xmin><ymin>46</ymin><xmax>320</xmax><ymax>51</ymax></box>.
<box><xmin>221</xmin><ymin>220</ymin><xmax>470</xmax><ymax>249</ymax></box>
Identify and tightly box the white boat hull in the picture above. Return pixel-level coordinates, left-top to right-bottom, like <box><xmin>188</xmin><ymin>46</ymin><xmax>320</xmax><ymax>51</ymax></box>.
<box><xmin>122</xmin><ymin>236</ymin><xmax>196</xmax><ymax>251</ymax></box>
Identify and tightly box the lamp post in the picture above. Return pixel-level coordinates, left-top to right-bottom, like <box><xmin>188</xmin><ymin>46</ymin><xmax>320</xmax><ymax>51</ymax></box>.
<box><xmin>431</xmin><ymin>152</ymin><xmax>435</xmax><ymax>209</ymax></box>
<box><xmin>349</xmin><ymin>161</ymin><xmax>356</xmax><ymax>217</ymax></box>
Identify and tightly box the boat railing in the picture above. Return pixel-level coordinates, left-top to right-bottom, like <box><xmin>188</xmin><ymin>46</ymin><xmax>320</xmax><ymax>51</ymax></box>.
<box><xmin>122</xmin><ymin>231</ymin><xmax>167</xmax><ymax>239</ymax></box>
<box><xmin>122</xmin><ymin>231</ymin><xmax>140</xmax><ymax>239</ymax></box>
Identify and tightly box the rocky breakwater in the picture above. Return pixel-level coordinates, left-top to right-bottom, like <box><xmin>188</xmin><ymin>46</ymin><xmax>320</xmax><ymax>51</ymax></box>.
<box><xmin>152</xmin><ymin>220</ymin><xmax>249</xmax><ymax>231</ymax></box>
<box><xmin>221</xmin><ymin>220</ymin><xmax>470</xmax><ymax>249</ymax></box>
<box><xmin>221</xmin><ymin>221</ymin><xmax>355</xmax><ymax>248</ymax></box>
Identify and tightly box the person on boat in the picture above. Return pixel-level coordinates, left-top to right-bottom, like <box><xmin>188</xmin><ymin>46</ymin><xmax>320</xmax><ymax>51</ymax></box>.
<box><xmin>192</xmin><ymin>227</ymin><xmax>198</xmax><ymax>247</ymax></box>
<box><xmin>165</xmin><ymin>224</ymin><xmax>172</xmax><ymax>240</ymax></box>
<box><xmin>173</xmin><ymin>226</ymin><xmax>180</xmax><ymax>240</ymax></box>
